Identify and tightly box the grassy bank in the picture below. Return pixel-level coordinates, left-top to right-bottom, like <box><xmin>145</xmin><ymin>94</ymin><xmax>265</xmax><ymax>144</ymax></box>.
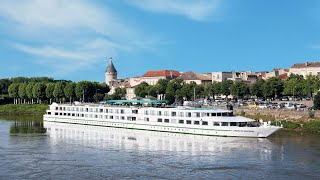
<box><xmin>238</xmin><ymin>111</ymin><xmax>320</xmax><ymax>132</ymax></box>
<box><xmin>0</xmin><ymin>104</ymin><xmax>48</xmax><ymax>115</ymax></box>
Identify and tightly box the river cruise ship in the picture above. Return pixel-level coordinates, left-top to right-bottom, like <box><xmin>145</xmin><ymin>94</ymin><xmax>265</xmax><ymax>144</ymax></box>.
<box><xmin>43</xmin><ymin>100</ymin><xmax>282</xmax><ymax>138</ymax></box>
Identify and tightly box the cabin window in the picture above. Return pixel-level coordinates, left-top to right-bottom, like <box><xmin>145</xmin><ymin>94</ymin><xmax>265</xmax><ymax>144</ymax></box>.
<box><xmin>86</xmin><ymin>108</ymin><xmax>88</xmax><ymax>112</ymax></box>
<box><xmin>121</xmin><ymin>116</ymin><xmax>125</xmax><ymax>120</ymax></box>
<box><xmin>171</xmin><ymin>112</ymin><xmax>176</xmax><ymax>116</ymax></box>
<box><xmin>85</xmin><ymin>114</ymin><xmax>88</xmax><ymax>118</ymax></box>
<box><xmin>100</xmin><ymin>109</ymin><xmax>103</xmax><ymax>113</ymax></box>
<box><xmin>196</xmin><ymin>113</ymin><xmax>200</xmax><ymax>117</ymax></box>
<box><xmin>76</xmin><ymin>107</ymin><xmax>79</xmax><ymax>111</ymax></box>
<box><xmin>72</xmin><ymin>113</ymin><xmax>75</xmax><ymax>116</ymax></box>
<box><xmin>60</xmin><ymin>113</ymin><xmax>62</xmax><ymax>115</ymax></box>
<box><xmin>211</xmin><ymin>113</ymin><xmax>216</xmax><ymax>116</ymax></box>
<box><xmin>115</xmin><ymin>116</ymin><xmax>119</xmax><ymax>119</ymax></box>
<box><xmin>109</xmin><ymin>109</ymin><xmax>113</xmax><ymax>113</ymax></box>
<box><xmin>48</xmin><ymin>112</ymin><xmax>51</xmax><ymax>115</ymax></box>
<box><xmin>55</xmin><ymin>112</ymin><xmax>58</xmax><ymax>115</ymax></box>
<box><xmin>144</xmin><ymin>117</ymin><xmax>149</xmax><ymax>121</ymax></box>
<box><xmin>222</xmin><ymin>122</ymin><xmax>228</xmax><ymax>126</ymax></box>
<box><xmin>164</xmin><ymin>119</ymin><xmax>170</xmax><ymax>123</ymax></box>
<box><xmin>187</xmin><ymin>113</ymin><xmax>191</xmax><ymax>117</ymax></box>
<box><xmin>144</xmin><ymin>110</ymin><xmax>149</xmax><ymax>115</ymax></box>
<box><xmin>157</xmin><ymin>118</ymin><xmax>162</xmax><ymax>122</ymax></box>
<box><xmin>80</xmin><ymin>108</ymin><xmax>83</xmax><ymax>112</ymax></box>
<box><xmin>178</xmin><ymin>120</ymin><xmax>184</xmax><ymax>124</ymax></box>
<box><xmin>222</xmin><ymin>112</ymin><xmax>228</xmax><ymax>116</ymax></box>
<box><xmin>157</xmin><ymin>111</ymin><xmax>162</xmax><ymax>116</ymax></box>
<box><xmin>213</xmin><ymin>122</ymin><xmax>220</xmax><ymax>126</ymax></box>
<box><xmin>99</xmin><ymin>115</ymin><xmax>102</xmax><ymax>118</ymax></box>
<box><xmin>194</xmin><ymin>121</ymin><xmax>200</xmax><ymax>125</ymax></box>
<box><xmin>95</xmin><ymin>115</ymin><xmax>98</xmax><ymax>118</ymax></box>
<box><xmin>150</xmin><ymin>111</ymin><xmax>155</xmax><ymax>115</ymax></box>
<box><xmin>67</xmin><ymin>107</ymin><xmax>70</xmax><ymax>111</ymax></box>
<box><xmin>217</xmin><ymin>113</ymin><xmax>222</xmax><ymax>116</ymax></box>
<box><xmin>171</xmin><ymin>119</ymin><xmax>177</xmax><ymax>124</ymax></box>
<box><xmin>89</xmin><ymin>114</ymin><xmax>93</xmax><ymax>118</ymax></box>
<box><xmin>132</xmin><ymin>117</ymin><xmax>136</xmax><ymax>121</ymax></box>
<box><xmin>110</xmin><ymin>116</ymin><xmax>113</xmax><ymax>119</ymax></box>
<box><xmin>115</xmin><ymin>109</ymin><xmax>119</xmax><ymax>114</ymax></box>
<box><xmin>202</xmin><ymin>121</ymin><xmax>208</xmax><ymax>125</ymax></box>
<box><xmin>206</xmin><ymin>113</ymin><xmax>210</xmax><ymax>117</ymax></box>
<box><xmin>186</xmin><ymin>120</ymin><xmax>192</xmax><ymax>124</ymax></box>
<box><xmin>120</xmin><ymin>109</ymin><xmax>125</xmax><ymax>114</ymax></box>
<box><xmin>56</xmin><ymin>107</ymin><xmax>58</xmax><ymax>110</ymax></box>
<box><xmin>230</xmin><ymin>122</ymin><xmax>237</xmax><ymax>126</ymax></box>
<box><xmin>228</xmin><ymin>112</ymin><xmax>233</xmax><ymax>116</ymax></box>
<box><xmin>132</xmin><ymin>110</ymin><xmax>138</xmax><ymax>114</ymax></box>
<box><xmin>64</xmin><ymin>113</ymin><xmax>67</xmax><ymax>116</ymax></box>
<box><xmin>105</xmin><ymin>115</ymin><xmax>108</xmax><ymax>119</ymax></box>
<box><xmin>179</xmin><ymin>112</ymin><xmax>184</xmax><ymax>117</ymax></box>
<box><xmin>127</xmin><ymin>117</ymin><xmax>132</xmax><ymax>121</ymax></box>
<box><xmin>81</xmin><ymin>114</ymin><xmax>84</xmax><ymax>117</ymax></box>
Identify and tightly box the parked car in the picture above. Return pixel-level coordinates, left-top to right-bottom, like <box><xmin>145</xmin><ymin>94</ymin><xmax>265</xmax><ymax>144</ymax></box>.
<box><xmin>295</xmin><ymin>103</ymin><xmax>306</xmax><ymax>108</ymax></box>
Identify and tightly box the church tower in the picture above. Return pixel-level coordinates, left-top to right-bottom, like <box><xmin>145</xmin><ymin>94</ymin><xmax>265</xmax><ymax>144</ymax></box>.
<box><xmin>105</xmin><ymin>57</ymin><xmax>117</xmax><ymax>85</ymax></box>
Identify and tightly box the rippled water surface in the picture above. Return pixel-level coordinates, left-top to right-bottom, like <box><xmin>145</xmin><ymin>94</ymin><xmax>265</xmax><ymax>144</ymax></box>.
<box><xmin>0</xmin><ymin>116</ymin><xmax>319</xmax><ymax>180</ymax></box>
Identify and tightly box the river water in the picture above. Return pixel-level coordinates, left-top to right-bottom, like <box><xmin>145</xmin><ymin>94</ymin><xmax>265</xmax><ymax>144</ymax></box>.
<box><xmin>0</xmin><ymin>116</ymin><xmax>319</xmax><ymax>180</ymax></box>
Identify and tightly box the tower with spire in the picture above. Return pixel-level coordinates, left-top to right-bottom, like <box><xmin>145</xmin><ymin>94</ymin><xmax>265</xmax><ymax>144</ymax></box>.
<box><xmin>105</xmin><ymin>57</ymin><xmax>117</xmax><ymax>85</ymax></box>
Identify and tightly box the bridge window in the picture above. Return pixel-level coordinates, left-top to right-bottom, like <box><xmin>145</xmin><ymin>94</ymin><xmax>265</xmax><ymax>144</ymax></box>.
<box><xmin>230</xmin><ymin>122</ymin><xmax>237</xmax><ymax>126</ymax></box>
<box><xmin>211</xmin><ymin>113</ymin><xmax>216</xmax><ymax>116</ymax></box>
<box><xmin>171</xmin><ymin>112</ymin><xmax>176</xmax><ymax>116</ymax></box>
<box><xmin>186</xmin><ymin>120</ymin><xmax>192</xmax><ymax>124</ymax></box>
<box><xmin>222</xmin><ymin>112</ymin><xmax>228</xmax><ymax>116</ymax></box>
<box><xmin>202</xmin><ymin>121</ymin><xmax>208</xmax><ymax>125</ymax></box>
<box><xmin>194</xmin><ymin>121</ymin><xmax>200</xmax><ymax>125</ymax></box>
<box><xmin>178</xmin><ymin>120</ymin><xmax>184</xmax><ymax>124</ymax></box>
<box><xmin>222</xmin><ymin>122</ymin><xmax>228</xmax><ymax>126</ymax></box>
<box><xmin>157</xmin><ymin>118</ymin><xmax>162</xmax><ymax>122</ymax></box>
<box><xmin>144</xmin><ymin>117</ymin><xmax>149</xmax><ymax>121</ymax></box>
<box><xmin>164</xmin><ymin>119</ymin><xmax>169</xmax><ymax>123</ymax></box>
<box><xmin>213</xmin><ymin>122</ymin><xmax>220</xmax><ymax>126</ymax></box>
<box><xmin>217</xmin><ymin>113</ymin><xmax>221</xmax><ymax>116</ymax></box>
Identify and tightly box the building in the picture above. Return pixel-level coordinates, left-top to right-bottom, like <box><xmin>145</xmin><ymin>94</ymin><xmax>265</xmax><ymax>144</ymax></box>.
<box><xmin>179</xmin><ymin>71</ymin><xmax>212</xmax><ymax>85</ymax></box>
<box><xmin>289</xmin><ymin>62</ymin><xmax>320</xmax><ymax>77</ymax></box>
<box><xmin>105</xmin><ymin>57</ymin><xmax>117</xmax><ymax>85</ymax></box>
<box><xmin>211</xmin><ymin>72</ymin><xmax>233</xmax><ymax>82</ymax></box>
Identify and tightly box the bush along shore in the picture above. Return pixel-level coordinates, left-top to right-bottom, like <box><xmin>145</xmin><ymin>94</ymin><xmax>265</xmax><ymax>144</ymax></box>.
<box><xmin>0</xmin><ymin>104</ymin><xmax>48</xmax><ymax>115</ymax></box>
<box><xmin>236</xmin><ymin>109</ymin><xmax>320</xmax><ymax>132</ymax></box>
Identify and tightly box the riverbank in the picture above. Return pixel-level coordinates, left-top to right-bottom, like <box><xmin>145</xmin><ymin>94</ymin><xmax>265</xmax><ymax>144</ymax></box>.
<box><xmin>0</xmin><ymin>104</ymin><xmax>48</xmax><ymax>115</ymax></box>
<box><xmin>234</xmin><ymin>108</ymin><xmax>320</xmax><ymax>132</ymax></box>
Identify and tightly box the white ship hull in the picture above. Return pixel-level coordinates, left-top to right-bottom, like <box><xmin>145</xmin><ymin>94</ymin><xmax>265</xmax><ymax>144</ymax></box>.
<box><xmin>43</xmin><ymin>115</ymin><xmax>281</xmax><ymax>138</ymax></box>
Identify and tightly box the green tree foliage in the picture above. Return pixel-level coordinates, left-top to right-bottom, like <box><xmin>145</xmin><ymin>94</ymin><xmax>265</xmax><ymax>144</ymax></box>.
<box><xmin>230</xmin><ymin>81</ymin><xmax>249</xmax><ymax>98</ymax></box>
<box><xmin>75</xmin><ymin>81</ymin><xmax>94</xmax><ymax>102</ymax></box>
<box><xmin>53</xmin><ymin>81</ymin><xmax>66</xmax><ymax>103</ymax></box>
<box><xmin>165</xmin><ymin>79</ymin><xmax>184</xmax><ymax>104</ymax></box>
<box><xmin>0</xmin><ymin>78</ymin><xmax>11</xmax><ymax>94</ymax></box>
<box><xmin>303</xmin><ymin>75</ymin><xmax>319</xmax><ymax>98</ymax></box>
<box><xmin>220</xmin><ymin>80</ymin><xmax>233</xmax><ymax>97</ymax></box>
<box><xmin>283</xmin><ymin>74</ymin><xmax>304</xmax><ymax>97</ymax></box>
<box><xmin>64</xmin><ymin>82</ymin><xmax>76</xmax><ymax>103</ymax></box>
<box><xmin>18</xmin><ymin>83</ymin><xmax>27</xmax><ymax>103</ymax></box>
<box><xmin>8</xmin><ymin>83</ymin><xmax>20</xmax><ymax>104</ymax></box>
<box><xmin>105</xmin><ymin>88</ymin><xmax>126</xmax><ymax>100</ymax></box>
<box><xmin>250</xmin><ymin>79</ymin><xmax>265</xmax><ymax>98</ymax></box>
<box><xmin>204</xmin><ymin>82</ymin><xmax>219</xmax><ymax>99</ymax></box>
<box><xmin>155</xmin><ymin>79</ymin><xmax>169</xmax><ymax>95</ymax></box>
<box><xmin>313</xmin><ymin>92</ymin><xmax>320</xmax><ymax>110</ymax></box>
<box><xmin>32</xmin><ymin>82</ymin><xmax>46</xmax><ymax>104</ymax></box>
<box><xmin>46</xmin><ymin>83</ymin><xmax>55</xmax><ymax>104</ymax></box>
<box><xmin>26</xmin><ymin>82</ymin><xmax>35</xmax><ymax>104</ymax></box>
<box><xmin>134</xmin><ymin>82</ymin><xmax>149</xmax><ymax>98</ymax></box>
<box><xmin>263</xmin><ymin>77</ymin><xmax>284</xmax><ymax>98</ymax></box>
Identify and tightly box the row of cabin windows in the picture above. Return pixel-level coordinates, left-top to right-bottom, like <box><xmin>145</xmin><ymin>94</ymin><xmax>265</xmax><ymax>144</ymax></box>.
<box><xmin>53</xmin><ymin>112</ymin><xmax>136</xmax><ymax>121</ymax></box>
<box><xmin>152</xmin><ymin>118</ymin><xmax>209</xmax><ymax>125</ymax></box>
<box><xmin>143</xmin><ymin>110</ymin><xmax>232</xmax><ymax>117</ymax></box>
<box><xmin>55</xmin><ymin>107</ymin><xmax>126</xmax><ymax>114</ymax></box>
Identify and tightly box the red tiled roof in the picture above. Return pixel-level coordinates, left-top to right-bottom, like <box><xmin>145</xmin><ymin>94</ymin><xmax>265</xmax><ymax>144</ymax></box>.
<box><xmin>278</xmin><ymin>73</ymin><xmax>288</xmax><ymax>80</ymax></box>
<box><xmin>142</xmin><ymin>70</ymin><xmax>180</xmax><ymax>77</ymax></box>
<box><xmin>291</xmin><ymin>62</ymin><xmax>320</xmax><ymax>68</ymax></box>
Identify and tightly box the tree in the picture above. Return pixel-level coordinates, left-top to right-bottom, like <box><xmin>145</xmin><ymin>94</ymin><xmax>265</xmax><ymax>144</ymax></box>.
<box><xmin>64</xmin><ymin>82</ymin><xmax>76</xmax><ymax>103</ymax></box>
<box><xmin>263</xmin><ymin>77</ymin><xmax>284</xmax><ymax>99</ymax></box>
<box><xmin>303</xmin><ymin>75</ymin><xmax>319</xmax><ymax>98</ymax></box>
<box><xmin>18</xmin><ymin>83</ymin><xmax>27</xmax><ymax>104</ymax></box>
<box><xmin>32</xmin><ymin>82</ymin><xmax>46</xmax><ymax>104</ymax></box>
<box><xmin>134</xmin><ymin>82</ymin><xmax>149</xmax><ymax>98</ymax></box>
<box><xmin>75</xmin><ymin>81</ymin><xmax>94</xmax><ymax>102</ymax></box>
<box><xmin>8</xmin><ymin>83</ymin><xmax>20</xmax><ymax>104</ymax></box>
<box><xmin>220</xmin><ymin>80</ymin><xmax>233</xmax><ymax>99</ymax></box>
<box><xmin>53</xmin><ymin>81</ymin><xmax>66</xmax><ymax>103</ymax></box>
<box><xmin>46</xmin><ymin>83</ymin><xmax>55</xmax><ymax>104</ymax></box>
<box><xmin>0</xmin><ymin>78</ymin><xmax>11</xmax><ymax>95</ymax></box>
<box><xmin>250</xmin><ymin>79</ymin><xmax>265</xmax><ymax>98</ymax></box>
<box><xmin>26</xmin><ymin>82</ymin><xmax>35</xmax><ymax>104</ymax></box>
<box><xmin>313</xmin><ymin>92</ymin><xmax>320</xmax><ymax>110</ymax></box>
<box><xmin>230</xmin><ymin>81</ymin><xmax>248</xmax><ymax>99</ymax></box>
<box><xmin>106</xmin><ymin>87</ymin><xmax>126</xmax><ymax>100</ymax></box>
<box><xmin>165</xmin><ymin>79</ymin><xmax>184</xmax><ymax>104</ymax></box>
<box><xmin>204</xmin><ymin>82</ymin><xmax>219</xmax><ymax>99</ymax></box>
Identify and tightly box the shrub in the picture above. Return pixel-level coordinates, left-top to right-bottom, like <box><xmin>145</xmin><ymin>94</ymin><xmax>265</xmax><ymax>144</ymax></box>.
<box><xmin>313</xmin><ymin>92</ymin><xmax>320</xmax><ymax>110</ymax></box>
<box><xmin>308</xmin><ymin>111</ymin><xmax>315</xmax><ymax>118</ymax></box>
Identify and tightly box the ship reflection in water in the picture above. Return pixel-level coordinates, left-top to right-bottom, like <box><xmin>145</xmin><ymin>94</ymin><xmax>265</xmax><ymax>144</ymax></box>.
<box><xmin>43</xmin><ymin>121</ymin><xmax>275</xmax><ymax>159</ymax></box>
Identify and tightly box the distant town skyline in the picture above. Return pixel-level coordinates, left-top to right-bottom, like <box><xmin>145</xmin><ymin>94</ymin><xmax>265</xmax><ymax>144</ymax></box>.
<box><xmin>0</xmin><ymin>0</ymin><xmax>320</xmax><ymax>82</ymax></box>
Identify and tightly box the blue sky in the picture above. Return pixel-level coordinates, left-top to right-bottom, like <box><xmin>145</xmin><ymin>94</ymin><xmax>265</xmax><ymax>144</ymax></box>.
<box><xmin>0</xmin><ymin>0</ymin><xmax>320</xmax><ymax>82</ymax></box>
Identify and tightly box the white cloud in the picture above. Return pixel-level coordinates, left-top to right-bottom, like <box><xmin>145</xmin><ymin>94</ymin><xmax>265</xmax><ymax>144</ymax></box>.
<box><xmin>126</xmin><ymin>0</ymin><xmax>221</xmax><ymax>21</ymax></box>
<box><xmin>0</xmin><ymin>0</ymin><xmax>159</xmax><ymax>77</ymax></box>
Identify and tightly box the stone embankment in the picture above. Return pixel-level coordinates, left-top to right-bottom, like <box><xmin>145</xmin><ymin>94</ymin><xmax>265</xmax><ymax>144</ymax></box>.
<box><xmin>234</xmin><ymin>107</ymin><xmax>319</xmax><ymax>122</ymax></box>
